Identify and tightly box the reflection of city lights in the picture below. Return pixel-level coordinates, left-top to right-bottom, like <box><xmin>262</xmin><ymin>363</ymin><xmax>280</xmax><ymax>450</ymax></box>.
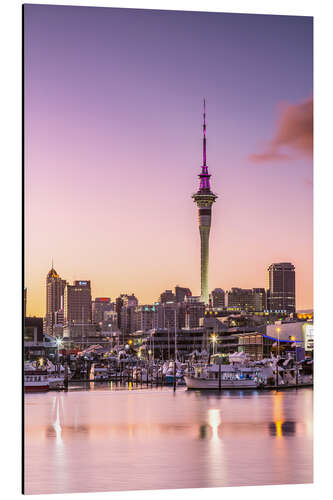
<box><xmin>208</xmin><ymin>409</ymin><xmax>221</xmax><ymax>441</ymax></box>
<box><xmin>275</xmin><ymin>420</ymin><xmax>283</xmax><ymax>438</ymax></box>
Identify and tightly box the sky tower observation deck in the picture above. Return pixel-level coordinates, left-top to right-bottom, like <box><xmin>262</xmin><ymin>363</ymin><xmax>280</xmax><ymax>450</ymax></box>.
<box><xmin>192</xmin><ymin>100</ymin><xmax>218</xmax><ymax>305</ymax></box>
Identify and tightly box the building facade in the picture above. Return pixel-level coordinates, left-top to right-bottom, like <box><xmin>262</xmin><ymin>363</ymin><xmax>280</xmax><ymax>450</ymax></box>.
<box><xmin>227</xmin><ymin>288</ymin><xmax>254</xmax><ymax>312</ymax></box>
<box><xmin>267</xmin><ymin>262</ymin><xmax>296</xmax><ymax>314</ymax></box>
<box><xmin>120</xmin><ymin>294</ymin><xmax>139</xmax><ymax>338</ymax></box>
<box><xmin>44</xmin><ymin>267</ymin><xmax>66</xmax><ymax>336</ymax></box>
<box><xmin>63</xmin><ymin>280</ymin><xmax>93</xmax><ymax>338</ymax></box>
<box><xmin>92</xmin><ymin>297</ymin><xmax>113</xmax><ymax>325</ymax></box>
<box><xmin>159</xmin><ymin>289</ymin><xmax>176</xmax><ymax>303</ymax></box>
<box><xmin>211</xmin><ymin>288</ymin><xmax>225</xmax><ymax>308</ymax></box>
<box><xmin>175</xmin><ymin>286</ymin><xmax>192</xmax><ymax>303</ymax></box>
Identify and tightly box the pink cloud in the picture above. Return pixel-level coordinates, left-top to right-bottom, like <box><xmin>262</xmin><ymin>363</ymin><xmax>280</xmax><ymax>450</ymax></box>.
<box><xmin>249</xmin><ymin>97</ymin><xmax>313</xmax><ymax>163</ymax></box>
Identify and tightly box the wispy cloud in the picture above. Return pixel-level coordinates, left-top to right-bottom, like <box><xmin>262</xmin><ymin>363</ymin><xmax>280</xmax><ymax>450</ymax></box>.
<box><xmin>249</xmin><ymin>97</ymin><xmax>313</xmax><ymax>163</ymax></box>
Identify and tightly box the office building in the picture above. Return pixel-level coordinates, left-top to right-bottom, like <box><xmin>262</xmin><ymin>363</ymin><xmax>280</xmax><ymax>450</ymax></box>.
<box><xmin>63</xmin><ymin>280</ymin><xmax>93</xmax><ymax>338</ymax></box>
<box><xmin>175</xmin><ymin>286</ymin><xmax>192</xmax><ymax>303</ymax></box>
<box><xmin>227</xmin><ymin>288</ymin><xmax>254</xmax><ymax>312</ymax></box>
<box><xmin>44</xmin><ymin>266</ymin><xmax>66</xmax><ymax>336</ymax></box>
<box><xmin>160</xmin><ymin>289</ymin><xmax>176</xmax><ymax>303</ymax></box>
<box><xmin>267</xmin><ymin>262</ymin><xmax>296</xmax><ymax>314</ymax></box>
<box><xmin>211</xmin><ymin>288</ymin><xmax>225</xmax><ymax>308</ymax></box>
<box><xmin>92</xmin><ymin>297</ymin><xmax>113</xmax><ymax>325</ymax></box>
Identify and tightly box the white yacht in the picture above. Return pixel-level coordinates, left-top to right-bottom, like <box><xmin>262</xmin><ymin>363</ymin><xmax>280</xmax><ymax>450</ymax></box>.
<box><xmin>184</xmin><ymin>363</ymin><xmax>262</xmax><ymax>390</ymax></box>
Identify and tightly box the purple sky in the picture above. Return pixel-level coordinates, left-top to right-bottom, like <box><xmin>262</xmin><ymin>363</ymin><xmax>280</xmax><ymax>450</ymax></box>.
<box><xmin>24</xmin><ymin>5</ymin><xmax>313</xmax><ymax>316</ymax></box>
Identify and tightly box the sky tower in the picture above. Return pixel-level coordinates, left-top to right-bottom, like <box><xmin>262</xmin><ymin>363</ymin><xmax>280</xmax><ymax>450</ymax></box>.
<box><xmin>192</xmin><ymin>100</ymin><xmax>218</xmax><ymax>305</ymax></box>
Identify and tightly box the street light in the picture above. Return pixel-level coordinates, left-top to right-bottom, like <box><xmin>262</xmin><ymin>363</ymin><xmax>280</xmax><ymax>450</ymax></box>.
<box><xmin>276</xmin><ymin>327</ymin><xmax>281</xmax><ymax>357</ymax></box>
<box><xmin>55</xmin><ymin>337</ymin><xmax>62</xmax><ymax>361</ymax></box>
<box><xmin>210</xmin><ymin>334</ymin><xmax>218</xmax><ymax>355</ymax></box>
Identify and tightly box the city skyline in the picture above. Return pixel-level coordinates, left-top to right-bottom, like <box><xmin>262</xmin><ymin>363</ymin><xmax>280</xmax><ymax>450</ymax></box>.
<box><xmin>24</xmin><ymin>6</ymin><xmax>313</xmax><ymax>316</ymax></box>
<box><xmin>29</xmin><ymin>260</ymin><xmax>302</xmax><ymax>319</ymax></box>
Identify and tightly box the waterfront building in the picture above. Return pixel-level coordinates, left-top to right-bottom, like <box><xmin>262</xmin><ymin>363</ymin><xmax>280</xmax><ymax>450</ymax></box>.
<box><xmin>92</xmin><ymin>297</ymin><xmax>113</xmax><ymax>325</ymax></box>
<box><xmin>266</xmin><ymin>320</ymin><xmax>313</xmax><ymax>352</ymax></box>
<box><xmin>175</xmin><ymin>286</ymin><xmax>192</xmax><ymax>303</ymax></box>
<box><xmin>24</xmin><ymin>316</ymin><xmax>57</xmax><ymax>360</ymax></box>
<box><xmin>211</xmin><ymin>288</ymin><xmax>225</xmax><ymax>308</ymax></box>
<box><xmin>267</xmin><ymin>262</ymin><xmax>296</xmax><ymax>314</ymax></box>
<box><xmin>141</xmin><ymin>327</ymin><xmax>206</xmax><ymax>359</ymax></box>
<box><xmin>44</xmin><ymin>266</ymin><xmax>66</xmax><ymax>336</ymax></box>
<box><xmin>63</xmin><ymin>280</ymin><xmax>93</xmax><ymax>338</ymax></box>
<box><xmin>192</xmin><ymin>100</ymin><xmax>217</xmax><ymax>304</ymax></box>
<box><xmin>159</xmin><ymin>289</ymin><xmax>176</xmax><ymax>303</ymax></box>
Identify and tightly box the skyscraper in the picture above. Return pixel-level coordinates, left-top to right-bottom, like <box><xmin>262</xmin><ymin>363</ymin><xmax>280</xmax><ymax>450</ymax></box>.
<box><xmin>211</xmin><ymin>288</ymin><xmax>225</xmax><ymax>308</ymax></box>
<box><xmin>175</xmin><ymin>286</ymin><xmax>192</xmax><ymax>303</ymax></box>
<box><xmin>63</xmin><ymin>280</ymin><xmax>93</xmax><ymax>338</ymax></box>
<box><xmin>159</xmin><ymin>289</ymin><xmax>176</xmax><ymax>303</ymax></box>
<box><xmin>267</xmin><ymin>263</ymin><xmax>296</xmax><ymax>314</ymax></box>
<box><xmin>44</xmin><ymin>266</ymin><xmax>66</xmax><ymax>336</ymax></box>
<box><xmin>192</xmin><ymin>100</ymin><xmax>217</xmax><ymax>304</ymax></box>
<box><xmin>227</xmin><ymin>288</ymin><xmax>254</xmax><ymax>312</ymax></box>
<box><xmin>92</xmin><ymin>297</ymin><xmax>113</xmax><ymax>325</ymax></box>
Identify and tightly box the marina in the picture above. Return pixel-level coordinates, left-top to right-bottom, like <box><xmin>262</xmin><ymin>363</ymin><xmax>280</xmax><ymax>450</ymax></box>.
<box><xmin>24</xmin><ymin>348</ymin><xmax>313</xmax><ymax>392</ymax></box>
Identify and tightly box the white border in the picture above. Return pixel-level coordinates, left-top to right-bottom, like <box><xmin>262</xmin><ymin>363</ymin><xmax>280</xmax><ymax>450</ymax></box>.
<box><xmin>1</xmin><ymin>1</ymin><xmax>332</xmax><ymax>499</ymax></box>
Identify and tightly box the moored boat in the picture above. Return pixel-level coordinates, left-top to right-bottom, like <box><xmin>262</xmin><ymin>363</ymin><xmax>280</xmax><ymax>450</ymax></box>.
<box><xmin>24</xmin><ymin>369</ymin><xmax>49</xmax><ymax>392</ymax></box>
<box><xmin>184</xmin><ymin>363</ymin><xmax>262</xmax><ymax>390</ymax></box>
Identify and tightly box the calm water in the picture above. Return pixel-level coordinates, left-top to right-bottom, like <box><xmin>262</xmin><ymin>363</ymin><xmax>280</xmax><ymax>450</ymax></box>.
<box><xmin>24</xmin><ymin>384</ymin><xmax>313</xmax><ymax>494</ymax></box>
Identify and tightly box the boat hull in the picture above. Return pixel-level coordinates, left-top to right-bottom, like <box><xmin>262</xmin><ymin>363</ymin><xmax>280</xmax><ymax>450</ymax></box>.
<box><xmin>184</xmin><ymin>376</ymin><xmax>259</xmax><ymax>390</ymax></box>
<box><xmin>24</xmin><ymin>383</ymin><xmax>49</xmax><ymax>393</ymax></box>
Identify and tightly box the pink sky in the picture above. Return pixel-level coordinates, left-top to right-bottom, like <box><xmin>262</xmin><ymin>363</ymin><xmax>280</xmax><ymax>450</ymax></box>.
<box><xmin>24</xmin><ymin>6</ymin><xmax>313</xmax><ymax>316</ymax></box>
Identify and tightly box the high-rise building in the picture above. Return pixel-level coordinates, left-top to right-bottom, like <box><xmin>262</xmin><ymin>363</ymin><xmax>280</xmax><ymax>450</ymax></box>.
<box><xmin>120</xmin><ymin>294</ymin><xmax>139</xmax><ymax>337</ymax></box>
<box><xmin>184</xmin><ymin>296</ymin><xmax>205</xmax><ymax>328</ymax></box>
<box><xmin>211</xmin><ymin>288</ymin><xmax>225</xmax><ymax>308</ymax></box>
<box><xmin>44</xmin><ymin>266</ymin><xmax>66</xmax><ymax>336</ymax></box>
<box><xmin>227</xmin><ymin>288</ymin><xmax>254</xmax><ymax>312</ymax></box>
<box><xmin>24</xmin><ymin>287</ymin><xmax>27</xmax><ymax>318</ymax></box>
<box><xmin>92</xmin><ymin>297</ymin><xmax>113</xmax><ymax>325</ymax></box>
<box><xmin>156</xmin><ymin>302</ymin><xmax>180</xmax><ymax>330</ymax></box>
<box><xmin>115</xmin><ymin>295</ymin><xmax>126</xmax><ymax>330</ymax></box>
<box><xmin>136</xmin><ymin>305</ymin><xmax>158</xmax><ymax>332</ymax></box>
<box><xmin>175</xmin><ymin>286</ymin><xmax>192</xmax><ymax>303</ymax></box>
<box><xmin>102</xmin><ymin>310</ymin><xmax>118</xmax><ymax>333</ymax></box>
<box><xmin>267</xmin><ymin>262</ymin><xmax>296</xmax><ymax>314</ymax></box>
<box><xmin>253</xmin><ymin>288</ymin><xmax>267</xmax><ymax>312</ymax></box>
<box><xmin>159</xmin><ymin>289</ymin><xmax>176</xmax><ymax>303</ymax></box>
<box><xmin>63</xmin><ymin>280</ymin><xmax>93</xmax><ymax>338</ymax></box>
<box><xmin>192</xmin><ymin>100</ymin><xmax>217</xmax><ymax>304</ymax></box>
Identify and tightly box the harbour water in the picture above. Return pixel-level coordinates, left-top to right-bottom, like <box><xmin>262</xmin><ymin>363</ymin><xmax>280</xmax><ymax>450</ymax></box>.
<box><xmin>24</xmin><ymin>384</ymin><xmax>313</xmax><ymax>494</ymax></box>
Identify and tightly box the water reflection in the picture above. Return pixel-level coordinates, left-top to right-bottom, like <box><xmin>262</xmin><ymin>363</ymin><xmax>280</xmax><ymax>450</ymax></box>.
<box><xmin>268</xmin><ymin>421</ymin><xmax>296</xmax><ymax>437</ymax></box>
<box><xmin>25</xmin><ymin>387</ymin><xmax>313</xmax><ymax>494</ymax></box>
